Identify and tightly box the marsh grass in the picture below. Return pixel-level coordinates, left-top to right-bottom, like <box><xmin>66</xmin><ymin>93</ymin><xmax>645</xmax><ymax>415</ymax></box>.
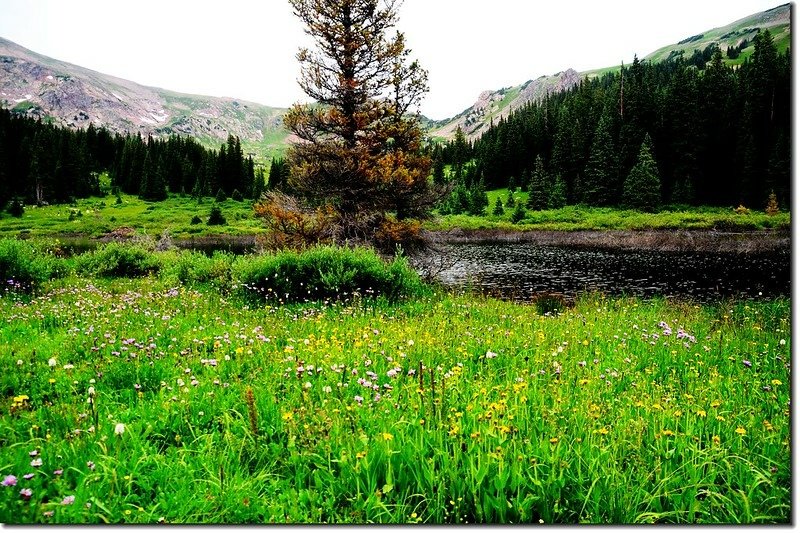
<box><xmin>0</xmin><ymin>248</ymin><xmax>790</xmax><ymax>524</ymax></box>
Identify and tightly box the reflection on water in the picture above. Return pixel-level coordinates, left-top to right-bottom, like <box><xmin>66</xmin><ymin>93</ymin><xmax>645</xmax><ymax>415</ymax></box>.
<box><xmin>433</xmin><ymin>243</ymin><xmax>790</xmax><ymax>303</ymax></box>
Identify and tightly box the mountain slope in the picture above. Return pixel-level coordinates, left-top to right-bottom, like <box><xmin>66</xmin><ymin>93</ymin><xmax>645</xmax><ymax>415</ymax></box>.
<box><xmin>431</xmin><ymin>3</ymin><xmax>790</xmax><ymax>141</ymax></box>
<box><xmin>0</xmin><ymin>37</ymin><xmax>289</xmax><ymax>159</ymax></box>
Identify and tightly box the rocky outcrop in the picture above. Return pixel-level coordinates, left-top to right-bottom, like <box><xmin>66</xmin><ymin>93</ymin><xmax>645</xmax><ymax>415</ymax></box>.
<box><xmin>430</xmin><ymin>68</ymin><xmax>581</xmax><ymax>141</ymax></box>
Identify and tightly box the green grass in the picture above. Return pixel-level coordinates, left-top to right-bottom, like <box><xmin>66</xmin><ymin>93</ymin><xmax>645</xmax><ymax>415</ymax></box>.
<box><xmin>0</xmin><ymin>245</ymin><xmax>790</xmax><ymax>523</ymax></box>
<box><xmin>429</xmin><ymin>200</ymin><xmax>790</xmax><ymax>232</ymax></box>
<box><xmin>0</xmin><ymin>194</ymin><xmax>267</xmax><ymax>240</ymax></box>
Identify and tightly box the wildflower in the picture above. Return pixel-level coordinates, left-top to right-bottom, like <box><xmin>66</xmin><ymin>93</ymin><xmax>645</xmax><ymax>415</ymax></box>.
<box><xmin>19</xmin><ymin>488</ymin><xmax>32</xmax><ymax>501</ymax></box>
<box><xmin>303</xmin><ymin>382</ymin><xmax>312</xmax><ymax>390</ymax></box>
<box><xmin>594</xmin><ymin>427</ymin><xmax>609</xmax><ymax>435</ymax></box>
<box><xmin>23</xmin><ymin>473</ymin><xmax>34</xmax><ymax>480</ymax></box>
<box><xmin>712</xmin><ymin>435</ymin><xmax>721</xmax><ymax>445</ymax></box>
<box><xmin>42</xmin><ymin>510</ymin><xmax>54</xmax><ymax>517</ymax></box>
<box><xmin>30</xmin><ymin>458</ymin><xmax>42</xmax><ymax>468</ymax></box>
<box><xmin>282</xmin><ymin>411</ymin><xmax>294</xmax><ymax>421</ymax></box>
<box><xmin>735</xmin><ymin>427</ymin><xmax>747</xmax><ymax>436</ymax></box>
<box><xmin>716</xmin><ymin>415</ymin><xmax>726</xmax><ymax>422</ymax></box>
<box><xmin>578</xmin><ymin>360</ymin><xmax>586</xmax><ymax>367</ymax></box>
<box><xmin>114</xmin><ymin>423</ymin><xmax>126</xmax><ymax>435</ymax></box>
<box><xmin>354</xmin><ymin>395</ymin><xmax>364</xmax><ymax>404</ymax></box>
<box><xmin>710</xmin><ymin>400</ymin><xmax>721</xmax><ymax>409</ymax></box>
<box><xmin>86</xmin><ymin>461</ymin><xmax>95</xmax><ymax>471</ymax></box>
<box><xmin>771</xmin><ymin>379</ymin><xmax>782</xmax><ymax>386</ymax></box>
<box><xmin>662</xmin><ymin>429</ymin><xmax>675</xmax><ymax>437</ymax></box>
<box><xmin>322</xmin><ymin>385</ymin><xmax>332</xmax><ymax>394</ymax></box>
<box><xmin>486</xmin><ymin>351</ymin><xmax>498</xmax><ymax>359</ymax></box>
<box><xmin>61</xmin><ymin>495</ymin><xmax>75</xmax><ymax>505</ymax></box>
<box><xmin>53</xmin><ymin>469</ymin><xmax>63</xmax><ymax>476</ymax></box>
<box><xmin>48</xmin><ymin>378</ymin><xmax>56</xmax><ymax>384</ymax></box>
<box><xmin>742</xmin><ymin>360</ymin><xmax>752</xmax><ymax>368</ymax></box>
<box><xmin>2</xmin><ymin>475</ymin><xmax>17</xmax><ymax>487</ymax></box>
<box><xmin>696</xmin><ymin>410</ymin><xmax>707</xmax><ymax>418</ymax></box>
<box><xmin>382</xmin><ymin>432</ymin><xmax>394</xmax><ymax>441</ymax></box>
<box><xmin>48</xmin><ymin>358</ymin><xmax>57</xmax><ymax>367</ymax></box>
<box><xmin>549</xmin><ymin>437</ymin><xmax>559</xmax><ymax>444</ymax></box>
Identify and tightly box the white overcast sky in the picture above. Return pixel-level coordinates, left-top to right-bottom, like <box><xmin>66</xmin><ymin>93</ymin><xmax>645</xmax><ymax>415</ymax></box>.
<box><xmin>0</xmin><ymin>0</ymin><xmax>786</xmax><ymax>120</ymax></box>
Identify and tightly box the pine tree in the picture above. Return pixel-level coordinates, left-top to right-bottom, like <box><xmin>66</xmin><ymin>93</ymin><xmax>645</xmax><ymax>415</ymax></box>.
<box><xmin>526</xmin><ymin>155</ymin><xmax>549</xmax><ymax>210</ymax></box>
<box><xmin>467</xmin><ymin>179</ymin><xmax>488</xmax><ymax>216</ymax></box>
<box><xmin>280</xmin><ymin>0</ymin><xmax>435</xmax><ymax>240</ymax></box>
<box><xmin>505</xmin><ymin>189</ymin><xmax>515</xmax><ymax>208</ymax></box>
<box><xmin>492</xmin><ymin>197</ymin><xmax>505</xmax><ymax>216</ymax></box>
<box><xmin>582</xmin><ymin>113</ymin><xmax>618</xmax><ymax>206</ymax></box>
<box><xmin>139</xmin><ymin>151</ymin><xmax>167</xmax><ymax>201</ymax></box>
<box><xmin>549</xmin><ymin>175</ymin><xmax>567</xmax><ymax>209</ymax></box>
<box><xmin>621</xmin><ymin>134</ymin><xmax>661</xmax><ymax>211</ymax></box>
<box><xmin>510</xmin><ymin>200</ymin><xmax>526</xmax><ymax>224</ymax></box>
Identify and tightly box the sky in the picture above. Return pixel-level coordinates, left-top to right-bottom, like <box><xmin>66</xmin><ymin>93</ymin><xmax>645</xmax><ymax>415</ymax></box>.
<box><xmin>0</xmin><ymin>0</ymin><xmax>786</xmax><ymax>120</ymax></box>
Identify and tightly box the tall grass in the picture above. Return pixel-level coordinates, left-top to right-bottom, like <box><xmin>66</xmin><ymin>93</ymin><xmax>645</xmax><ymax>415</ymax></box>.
<box><xmin>0</xmin><ymin>266</ymin><xmax>790</xmax><ymax>523</ymax></box>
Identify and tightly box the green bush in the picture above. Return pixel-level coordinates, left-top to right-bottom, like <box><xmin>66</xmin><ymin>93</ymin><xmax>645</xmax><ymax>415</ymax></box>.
<box><xmin>8</xmin><ymin>198</ymin><xmax>24</xmax><ymax>218</ymax></box>
<box><xmin>74</xmin><ymin>243</ymin><xmax>160</xmax><ymax>278</ymax></box>
<box><xmin>215</xmin><ymin>189</ymin><xmax>228</xmax><ymax>203</ymax></box>
<box><xmin>232</xmin><ymin>246</ymin><xmax>427</xmax><ymax>304</ymax></box>
<box><xmin>0</xmin><ymin>239</ymin><xmax>61</xmax><ymax>292</ymax></box>
<box><xmin>231</xmin><ymin>189</ymin><xmax>244</xmax><ymax>202</ymax></box>
<box><xmin>190</xmin><ymin>215</ymin><xmax>203</xmax><ymax>225</ymax></box>
<box><xmin>208</xmin><ymin>206</ymin><xmax>226</xmax><ymax>226</ymax></box>
<box><xmin>161</xmin><ymin>250</ymin><xmax>234</xmax><ymax>289</ymax></box>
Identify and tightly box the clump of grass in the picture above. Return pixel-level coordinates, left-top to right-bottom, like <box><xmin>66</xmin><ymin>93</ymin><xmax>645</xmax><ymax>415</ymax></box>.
<box><xmin>0</xmin><ymin>238</ymin><xmax>63</xmax><ymax>292</ymax></box>
<box><xmin>74</xmin><ymin>242</ymin><xmax>160</xmax><ymax>278</ymax></box>
<box><xmin>232</xmin><ymin>246</ymin><xmax>427</xmax><ymax>304</ymax></box>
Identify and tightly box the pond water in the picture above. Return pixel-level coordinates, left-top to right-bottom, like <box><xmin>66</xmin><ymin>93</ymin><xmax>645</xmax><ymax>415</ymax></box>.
<box><xmin>431</xmin><ymin>243</ymin><xmax>791</xmax><ymax>303</ymax></box>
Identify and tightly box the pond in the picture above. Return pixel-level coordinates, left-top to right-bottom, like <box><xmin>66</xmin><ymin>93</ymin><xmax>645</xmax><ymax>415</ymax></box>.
<box><xmin>429</xmin><ymin>243</ymin><xmax>791</xmax><ymax>303</ymax></box>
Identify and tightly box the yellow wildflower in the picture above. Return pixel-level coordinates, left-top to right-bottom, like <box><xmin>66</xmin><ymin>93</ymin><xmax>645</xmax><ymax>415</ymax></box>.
<box><xmin>662</xmin><ymin>429</ymin><xmax>675</xmax><ymax>437</ymax></box>
<box><xmin>382</xmin><ymin>432</ymin><xmax>393</xmax><ymax>441</ymax></box>
<box><xmin>771</xmin><ymin>379</ymin><xmax>782</xmax><ymax>386</ymax></box>
<box><xmin>696</xmin><ymin>410</ymin><xmax>707</xmax><ymax>418</ymax></box>
<box><xmin>735</xmin><ymin>427</ymin><xmax>747</xmax><ymax>436</ymax></box>
<box><xmin>549</xmin><ymin>437</ymin><xmax>559</xmax><ymax>444</ymax></box>
<box><xmin>712</xmin><ymin>435</ymin><xmax>721</xmax><ymax>445</ymax></box>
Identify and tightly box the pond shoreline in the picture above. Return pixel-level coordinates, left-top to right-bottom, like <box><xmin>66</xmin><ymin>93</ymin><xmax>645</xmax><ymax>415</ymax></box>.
<box><xmin>36</xmin><ymin>227</ymin><xmax>791</xmax><ymax>255</ymax></box>
<box><xmin>424</xmin><ymin>228</ymin><xmax>791</xmax><ymax>254</ymax></box>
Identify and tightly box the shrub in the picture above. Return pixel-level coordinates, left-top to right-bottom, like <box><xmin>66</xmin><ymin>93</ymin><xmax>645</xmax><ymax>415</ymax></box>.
<box><xmin>161</xmin><ymin>250</ymin><xmax>234</xmax><ymax>289</ymax></box>
<box><xmin>765</xmin><ymin>191</ymin><xmax>780</xmax><ymax>216</ymax></box>
<box><xmin>7</xmin><ymin>198</ymin><xmax>24</xmax><ymax>218</ymax></box>
<box><xmin>231</xmin><ymin>189</ymin><xmax>244</xmax><ymax>202</ymax></box>
<box><xmin>0</xmin><ymin>239</ymin><xmax>60</xmax><ymax>292</ymax></box>
<box><xmin>510</xmin><ymin>201</ymin><xmax>526</xmax><ymax>224</ymax></box>
<box><xmin>74</xmin><ymin>243</ymin><xmax>160</xmax><ymax>278</ymax></box>
<box><xmin>215</xmin><ymin>189</ymin><xmax>228</xmax><ymax>203</ymax></box>
<box><xmin>734</xmin><ymin>205</ymin><xmax>750</xmax><ymax>215</ymax></box>
<box><xmin>208</xmin><ymin>206</ymin><xmax>226</xmax><ymax>226</ymax></box>
<box><xmin>232</xmin><ymin>246</ymin><xmax>426</xmax><ymax>304</ymax></box>
<box><xmin>190</xmin><ymin>215</ymin><xmax>203</xmax><ymax>225</ymax></box>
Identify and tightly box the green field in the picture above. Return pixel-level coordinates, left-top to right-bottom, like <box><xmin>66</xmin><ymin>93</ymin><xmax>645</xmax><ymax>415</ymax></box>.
<box><xmin>0</xmin><ymin>190</ymin><xmax>789</xmax><ymax>242</ymax></box>
<box><xmin>0</xmin><ymin>244</ymin><xmax>791</xmax><ymax>524</ymax></box>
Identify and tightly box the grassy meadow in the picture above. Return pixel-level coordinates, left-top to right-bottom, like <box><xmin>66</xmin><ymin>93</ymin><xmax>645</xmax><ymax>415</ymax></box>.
<box><xmin>0</xmin><ymin>190</ymin><xmax>790</xmax><ymax>242</ymax></box>
<box><xmin>0</xmin><ymin>242</ymin><xmax>791</xmax><ymax>524</ymax></box>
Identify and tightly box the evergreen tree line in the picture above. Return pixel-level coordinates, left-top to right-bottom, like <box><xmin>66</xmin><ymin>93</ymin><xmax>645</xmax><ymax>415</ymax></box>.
<box><xmin>437</xmin><ymin>30</ymin><xmax>790</xmax><ymax>211</ymax></box>
<box><xmin>0</xmin><ymin>108</ymin><xmax>266</xmax><ymax>207</ymax></box>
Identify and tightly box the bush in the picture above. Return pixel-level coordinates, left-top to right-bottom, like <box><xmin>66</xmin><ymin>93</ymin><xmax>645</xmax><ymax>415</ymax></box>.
<box><xmin>208</xmin><ymin>206</ymin><xmax>226</xmax><ymax>226</ymax></box>
<box><xmin>231</xmin><ymin>189</ymin><xmax>244</xmax><ymax>202</ymax></box>
<box><xmin>74</xmin><ymin>243</ymin><xmax>160</xmax><ymax>278</ymax></box>
<box><xmin>0</xmin><ymin>239</ymin><xmax>60</xmax><ymax>292</ymax></box>
<box><xmin>232</xmin><ymin>246</ymin><xmax>427</xmax><ymax>304</ymax></box>
<box><xmin>190</xmin><ymin>215</ymin><xmax>203</xmax><ymax>225</ymax></box>
<box><xmin>215</xmin><ymin>189</ymin><xmax>228</xmax><ymax>203</ymax></box>
<box><xmin>161</xmin><ymin>250</ymin><xmax>234</xmax><ymax>289</ymax></box>
<box><xmin>7</xmin><ymin>198</ymin><xmax>24</xmax><ymax>218</ymax></box>
<box><xmin>510</xmin><ymin>201</ymin><xmax>526</xmax><ymax>224</ymax></box>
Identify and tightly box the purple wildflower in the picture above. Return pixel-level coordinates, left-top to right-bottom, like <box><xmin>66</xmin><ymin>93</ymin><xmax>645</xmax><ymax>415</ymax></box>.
<box><xmin>61</xmin><ymin>495</ymin><xmax>75</xmax><ymax>506</ymax></box>
<box><xmin>23</xmin><ymin>473</ymin><xmax>34</xmax><ymax>480</ymax></box>
<box><xmin>20</xmin><ymin>488</ymin><xmax>32</xmax><ymax>501</ymax></box>
<box><xmin>743</xmin><ymin>360</ymin><xmax>752</xmax><ymax>368</ymax></box>
<box><xmin>2</xmin><ymin>475</ymin><xmax>17</xmax><ymax>487</ymax></box>
<box><xmin>53</xmin><ymin>469</ymin><xmax>63</xmax><ymax>476</ymax></box>
<box><xmin>30</xmin><ymin>458</ymin><xmax>42</xmax><ymax>468</ymax></box>
<box><xmin>28</xmin><ymin>450</ymin><xmax>39</xmax><ymax>457</ymax></box>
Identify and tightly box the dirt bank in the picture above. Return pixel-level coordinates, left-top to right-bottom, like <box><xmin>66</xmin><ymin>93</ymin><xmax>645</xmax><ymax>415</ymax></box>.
<box><xmin>425</xmin><ymin>228</ymin><xmax>791</xmax><ymax>254</ymax></box>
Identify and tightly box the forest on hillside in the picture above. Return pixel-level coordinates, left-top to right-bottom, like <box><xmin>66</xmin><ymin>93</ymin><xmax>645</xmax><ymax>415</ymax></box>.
<box><xmin>434</xmin><ymin>30</ymin><xmax>790</xmax><ymax>212</ymax></box>
<box><xmin>0</xmin><ymin>113</ymin><xmax>266</xmax><ymax>209</ymax></box>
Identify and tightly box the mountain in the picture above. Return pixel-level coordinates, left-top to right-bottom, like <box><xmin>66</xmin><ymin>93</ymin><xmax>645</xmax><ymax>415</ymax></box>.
<box><xmin>430</xmin><ymin>3</ymin><xmax>790</xmax><ymax>141</ymax></box>
<box><xmin>0</xmin><ymin>36</ymin><xmax>289</xmax><ymax>160</ymax></box>
<box><xmin>0</xmin><ymin>4</ymin><xmax>790</xmax><ymax>151</ymax></box>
